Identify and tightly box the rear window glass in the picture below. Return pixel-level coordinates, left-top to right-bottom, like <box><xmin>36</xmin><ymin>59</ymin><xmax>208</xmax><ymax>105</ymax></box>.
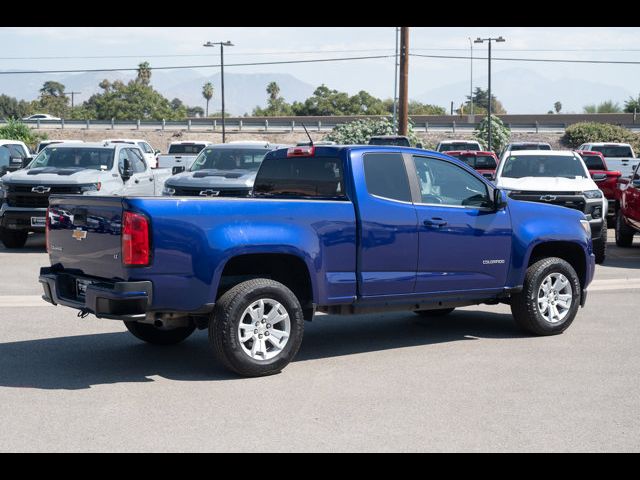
<box><xmin>509</xmin><ymin>144</ymin><xmax>551</xmax><ymax>151</ymax></box>
<box><xmin>363</xmin><ymin>153</ymin><xmax>411</xmax><ymax>202</ymax></box>
<box><xmin>368</xmin><ymin>137</ymin><xmax>411</xmax><ymax>147</ymax></box>
<box><xmin>581</xmin><ymin>155</ymin><xmax>606</xmax><ymax>170</ymax></box>
<box><xmin>449</xmin><ymin>153</ymin><xmax>497</xmax><ymax>169</ymax></box>
<box><xmin>592</xmin><ymin>145</ymin><xmax>634</xmax><ymax>158</ymax></box>
<box><xmin>253</xmin><ymin>155</ymin><xmax>346</xmax><ymax>199</ymax></box>
<box><xmin>439</xmin><ymin>142</ymin><xmax>480</xmax><ymax>152</ymax></box>
<box><xmin>168</xmin><ymin>143</ymin><xmax>207</xmax><ymax>154</ymax></box>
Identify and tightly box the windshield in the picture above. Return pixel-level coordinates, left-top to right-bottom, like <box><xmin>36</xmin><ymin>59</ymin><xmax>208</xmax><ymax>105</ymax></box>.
<box><xmin>29</xmin><ymin>147</ymin><xmax>115</xmax><ymax>171</ymax></box>
<box><xmin>501</xmin><ymin>154</ymin><xmax>587</xmax><ymax>179</ymax></box>
<box><xmin>591</xmin><ymin>145</ymin><xmax>634</xmax><ymax>157</ymax></box>
<box><xmin>449</xmin><ymin>153</ymin><xmax>497</xmax><ymax>169</ymax></box>
<box><xmin>190</xmin><ymin>147</ymin><xmax>269</xmax><ymax>172</ymax></box>
<box><xmin>168</xmin><ymin>143</ymin><xmax>207</xmax><ymax>154</ymax></box>
<box><xmin>439</xmin><ymin>142</ymin><xmax>479</xmax><ymax>152</ymax></box>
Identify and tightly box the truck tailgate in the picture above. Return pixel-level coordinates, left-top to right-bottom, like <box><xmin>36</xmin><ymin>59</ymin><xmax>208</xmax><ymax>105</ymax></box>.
<box><xmin>47</xmin><ymin>195</ymin><xmax>127</xmax><ymax>280</ymax></box>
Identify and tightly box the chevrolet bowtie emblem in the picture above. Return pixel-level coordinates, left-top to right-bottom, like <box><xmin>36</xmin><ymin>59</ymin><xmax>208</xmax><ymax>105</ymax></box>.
<box><xmin>199</xmin><ymin>190</ymin><xmax>220</xmax><ymax>197</ymax></box>
<box><xmin>72</xmin><ymin>229</ymin><xmax>87</xmax><ymax>241</ymax></box>
<box><xmin>539</xmin><ymin>195</ymin><xmax>557</xmax><ymax>201</ymax></box>
<box><xmin>32</xmin><ymin>186</ymin><xmax>51</xmax><ymax>194</ymax></box>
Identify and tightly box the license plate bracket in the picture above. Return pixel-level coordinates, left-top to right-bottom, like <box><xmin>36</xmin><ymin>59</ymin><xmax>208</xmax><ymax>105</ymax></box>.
<box><xmin>30</xmin><ymin>217</ymin><xmax>46</xmax><ymax>227</ymax></box>
<box><xmin>76</xmin><ymin>279</ymin><xmax>92</xmax><ymax>298</ymax></box>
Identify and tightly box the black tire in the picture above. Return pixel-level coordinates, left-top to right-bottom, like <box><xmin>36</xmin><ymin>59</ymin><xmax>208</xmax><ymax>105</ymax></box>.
<box><xmin>414</xmin><ymin>308</ymin><xmax>455</xmax><ymax>317</ymax></box>
<box><xmin>593</xmin><ymin>223</ymin><xmax>607</xmax><ymax>264</ymax></box>
<box><xmin>0</xmin><ymin>228</ymin><xmax>28</xmax><ymax>249</ymax></box>
<box><xmin>615</xmin><ymin>212</ymin><xmax>635</xmax><ymax>247</ymax></box>
<box><xmin>510</xmin><ymin>257</ymin><xmax>581</xmax><ymax>336</ymax></box>
<box><xmin>124</xmin><ymin>321</ymin><xmax>195</xmax><ymax>345</ymax></box>
<box><xmin>209</xmin><ymin>278</ymin><xmax>304</xmax><ymax>377</ymax></box>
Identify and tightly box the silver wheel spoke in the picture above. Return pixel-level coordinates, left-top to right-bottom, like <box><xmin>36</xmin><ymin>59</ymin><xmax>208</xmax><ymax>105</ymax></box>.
<box><xmin>238</xmin><ymin>298</ymin><xmax>291</xmax><ymax>360</ymax></box>
<box><xmin>537</xmin><ymin>272</ymin><xmax>573</xmax><ymax>324</ymax></box>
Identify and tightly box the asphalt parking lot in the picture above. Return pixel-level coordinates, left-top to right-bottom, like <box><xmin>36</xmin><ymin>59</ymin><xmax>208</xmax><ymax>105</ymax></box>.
<box><xmin>1</xmin><ymin>232</ymin><xmax>639</xmax><ymax>452</ymax></box>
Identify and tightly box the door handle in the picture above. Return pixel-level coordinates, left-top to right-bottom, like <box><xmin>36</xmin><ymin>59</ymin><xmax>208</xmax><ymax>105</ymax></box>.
<box><xmin>423</xmin><ymin>218</ymin><xmax>447</xmax><ymax>227</ymax></box>
<box><xmin>149</xmin><ymin>178</ymin><xmax>154</xmax><ymax>182</ymax></box>
<box><xmin>134</xmin><ymin>179</ymin><xmax>139</xmax><ymax>184</ymax></box>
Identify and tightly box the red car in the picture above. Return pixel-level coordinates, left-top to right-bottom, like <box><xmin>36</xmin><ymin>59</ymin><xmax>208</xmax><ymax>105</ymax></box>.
<box><xmin>614</xmin><ymin>164</ymin><xmax>640</xmax><ymax>247</ymax></box>
<box><xmin>445</xmin><ymin>150</ymin><xmax>499</xmax><ymax>180</ymax></box>
<box><xmin>576</xmin><ymin>150</ymin><xmax>621</xmax><ymax>226</ymax></box>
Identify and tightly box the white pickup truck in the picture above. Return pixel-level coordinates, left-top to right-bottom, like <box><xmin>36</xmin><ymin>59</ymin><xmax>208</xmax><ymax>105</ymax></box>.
<box><xmin>0</xmin><ymin>141</ymin><xmax>171</xmax><ymax>248</ymax></box>
<box><xmin>577</xmin><ymin>142</ymin><xmax>638</xmax><ymax>178</ymax></box>
<box><xmin>156</xmin><ymin>140</ymin><xmax>212</xmax><ymax>171</ymax></box>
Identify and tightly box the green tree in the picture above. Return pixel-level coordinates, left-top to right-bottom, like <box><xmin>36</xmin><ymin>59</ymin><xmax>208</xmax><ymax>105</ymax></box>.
<box><xmin>473</xmin><ymin>114</ymin><xmax>511</xmax><ymax>154</ymax></box>
<box><xmin>33</xmin><ymin>81</ymin><xmax>69</xmax><ymax>117</ymax></box>
<box><xmin>202</xmin><ymin>82</ymin><xmax>214</xmax><ymax>117</ymax></box>
<box><xmin>462</xmin><ymin>87</ymin><xmax>506</xmax><ymax>115</ymax></box>
<box><xmin>136</xmin><ymin>62</ymin><xmax>152</xmax><ymax>86</ymax></box>
<box><xmin>253</xmin><ymin>81</ymin><xmax>294</xmax><ymax>116</ymax></box>
<box><xmin>187</xmin><ymin>106</ymin><xmax>205</xmax><ymax>117</ymax></box>
<box><xmin>624</xmin><ymin>94</ymin><xmax>640</xmax><ymax>113</ymax></box>
<box><xmin>170</xmin><ymin>98</ymin><xmax>184</xmax><ymax>111</ymax></box>
<box><xmin>554</xmin><ymin>101</ymin><xmax>562</xmax><ymax>113</ymax></box>
<box><xmin>324</xmin><ymin>117</ymin><xmax>419</xmax><ymax>146</ymax></box>
<box><xmin>583</xmin><ymin>100</ymin><xmax>622</xmax><ymax>113</ymax></box>
<box><xmin>39</xmin><ymin>81</ymin><xmax>66</xmax><ymax>97</ymax></box>
<box><xmin>0</xmin><ymin>95</ymin><xmax>32</xmax><ymax>119</ymax></box>
<box><xmin>0</xmin><ymin>119</ymin><xmax>47</xmax><ymax>150</ymax></box>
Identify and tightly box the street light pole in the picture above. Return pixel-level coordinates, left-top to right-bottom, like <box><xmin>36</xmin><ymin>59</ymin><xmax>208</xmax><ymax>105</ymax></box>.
<box><xmin>467</xmin><ymin>37</ymin><xmax>473</xmax><ymax>117</ymax></box>
<box><xmin>474</xmin><ymin>36</ymin><xmax>505</xmax><ymax>152</ymax></box>
<box><xmin>204</xmin><ymin>40</ymin><xmax>234</xmax><ymax>143</ymax></box>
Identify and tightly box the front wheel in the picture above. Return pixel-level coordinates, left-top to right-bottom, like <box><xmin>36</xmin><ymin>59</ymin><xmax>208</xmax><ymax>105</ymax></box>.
<box><xmin>124</xmin><ymin>321</ymin><xmax>196</xmax><ymax>345</ymax></box>
<box><xmin>510</xmin><ymin>257</ymin><xmax>581</xmax><ymax>336</ymax></box>
<box><xmin>593</xmin><ymin>224</ymin><xmax>607</xmax><ymax>264</ymax></box>
<box><xmin>0</xmin><ymin>228</ymin><xmax>28</xmax><ymax>249</ymax></box>
<box><xmin>615</xmin><ymin>212</ymin><xmax>635</xmax><ymax>247</ymax></box>
<box><xmin>209</xmin><ymin>279</ymin><xmax>304</xmax><ymax>377</ymax></box>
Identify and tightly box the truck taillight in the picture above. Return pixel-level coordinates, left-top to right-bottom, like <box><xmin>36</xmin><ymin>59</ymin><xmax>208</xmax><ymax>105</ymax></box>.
<box><xmin>122</xmin><ymin>211</ymin><xmax>150</xmax><ymax>266</ymax></box>
<box><xmin>287</xmin><ymin>146</ymin><xmax>315</xmax><ymax>157</ymax></box>
<box><xmin>45</xmin><ymin>207</ymin><xmax>50</xmax><ymax>254</ymax></box>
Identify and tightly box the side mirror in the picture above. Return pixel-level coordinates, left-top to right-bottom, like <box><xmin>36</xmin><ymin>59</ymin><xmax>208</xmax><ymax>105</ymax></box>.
<box><xmin>121</xmin><ymin>158</ymin><xmax>133</xmax><ymax>181</ymax></box>
<box><xmin>155</xmin><ymin>150</ymin><xmax>161</xmax><ymax>155</ymax></box>
<box><xmin>493</xmin><ymin>188</ymin><xmax>507</xmax><ymax>211</ymax></box>
<box><xmin>415</xmin><ymin>143</ymin><xmax>423</xmax><ymax>149</ymax></box>
<box><xmin>172</xmin><ymin>166</ymin><xmax>186</xmax><ymax>175</ymax></box>
<box><xmin>592</xmin><ymin>173</ymin><xmax>607</xmax><ymax>182</ymax></box>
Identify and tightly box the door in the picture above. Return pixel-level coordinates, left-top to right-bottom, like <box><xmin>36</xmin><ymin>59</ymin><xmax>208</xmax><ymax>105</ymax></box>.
<box><xmin>356</xmin><ymin>152</ymin><xmax>418</xmax><ymax>297</ymax></box>
<box><xmin>410</xmin><ymin>155</ymin><xmax>512</xmax><ymax>294</ymax></box>
<box><xmin>624</xmin><ymin>163</ymin><xmax>640</xmax><ymax>228</ymax></box>
<box><xmin>119</xmin><ymin>148</ymin><xmax>149</xmax><ymax>195</ymax></box>
<box><xmin>137</xmin><ymin>141</ymin><xmax>157</xmax><ymax>168</ymax></box>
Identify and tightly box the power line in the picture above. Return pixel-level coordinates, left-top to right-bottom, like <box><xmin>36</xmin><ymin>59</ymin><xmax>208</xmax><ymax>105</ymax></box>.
<box><xmin>410</xmin><ymin>53</ymin><xmax>640</xmax><ymax>65</ymax></box>
<box><xmin>0</xmin><ymin>54</ymin><xmax>396</xmax><ymax>75</ymax></box>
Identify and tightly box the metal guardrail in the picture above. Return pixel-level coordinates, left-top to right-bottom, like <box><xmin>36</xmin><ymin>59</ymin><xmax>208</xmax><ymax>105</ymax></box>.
<box><xmin>4</xmin><ymin>116</ymin><xmax>640</xmax><ymax>133</ymax></box>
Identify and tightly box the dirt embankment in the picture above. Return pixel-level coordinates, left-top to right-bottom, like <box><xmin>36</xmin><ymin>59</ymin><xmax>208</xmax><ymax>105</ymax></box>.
<box><xmin>32</xmin><ymin>128</ymin><xmax>567</xmax><ymax>152</ymax></box>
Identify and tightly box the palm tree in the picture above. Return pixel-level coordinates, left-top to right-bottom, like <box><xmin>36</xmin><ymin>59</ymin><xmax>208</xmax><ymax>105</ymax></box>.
<box><xmin>136</xmin><ymin>62</ymin><xmax>152</xmax><ymax>86</ymax></box>
<box><xmin>267</xmin><ymin>82</ymin><xmax>280</xmax><ymax>102</ymax></box>
<box><xmin>554</xmin><ymin>101</ymin><xmax>562</xmax><ymax>113</ymax></box>
<box><xmin>202</xmin><ymin>82</ymin><xmax>214</xmax><ymax>117</ymax></box>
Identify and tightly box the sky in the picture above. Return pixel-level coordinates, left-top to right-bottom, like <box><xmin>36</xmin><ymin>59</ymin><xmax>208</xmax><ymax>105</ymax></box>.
<box><xmin>2</xmin><ymin>27</ymin><xmax>640</xmax><ymax>112</ymax></box>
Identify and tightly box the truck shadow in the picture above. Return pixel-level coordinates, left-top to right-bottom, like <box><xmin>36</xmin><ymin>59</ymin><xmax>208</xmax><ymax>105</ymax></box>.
<box><xmin>0</xmin><ymin>233</ymin><xmax>46</xmax><ymax>253</ymax></box>
<box><xmin>0</xmin><ymin>310</ymin><xmax>525</xmax><ymax>390</ymax></box>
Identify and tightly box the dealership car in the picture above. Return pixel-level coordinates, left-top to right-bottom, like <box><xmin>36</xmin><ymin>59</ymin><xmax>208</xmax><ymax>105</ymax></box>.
<box><xmin>444</xmin><ymin>150</ymin><xmax>499</xmax><ymax>180</ymax></box>
<box><xmin>576</xmin><ymin>150</ymin><xmax>621</xmax><ymax>226</ymax></box>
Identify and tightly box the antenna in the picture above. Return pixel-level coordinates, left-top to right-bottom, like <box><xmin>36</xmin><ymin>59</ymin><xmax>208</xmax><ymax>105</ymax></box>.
<box><xmin>301</xmin><ymin>123</ymin><xmax>313</xmax><ymax>147</ymax></box>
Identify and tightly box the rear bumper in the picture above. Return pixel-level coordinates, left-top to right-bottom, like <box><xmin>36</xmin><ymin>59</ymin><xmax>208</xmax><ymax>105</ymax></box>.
<box><xmin>0</xmin><ymin>206</ymin><xmax>47</xmax><ymax>232</ymax></box>
<box><xmin>39</xmin><ymin>267</ymin><xmax>152</xmax><ymax>319</ymax></box>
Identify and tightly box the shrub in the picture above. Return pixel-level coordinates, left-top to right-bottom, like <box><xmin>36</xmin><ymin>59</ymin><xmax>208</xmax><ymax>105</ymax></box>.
<box><xmin>324</xmin><ymin>117</ymin><xmax>419</xmax><ymax>146</ymax></box>
<box><xmin>473</xmin><ymin>115</ymin><xmax>510</xmax><ymax>154</ymax></box>
<box><xmin>0</xmin><ymin>118</ymin><xmax>47</xmax><ymax>150</ymax></box>
<box><xmin>562</xmin><ymin>122</ymin><xmax>640</xmax><ymax>152</ymax></box>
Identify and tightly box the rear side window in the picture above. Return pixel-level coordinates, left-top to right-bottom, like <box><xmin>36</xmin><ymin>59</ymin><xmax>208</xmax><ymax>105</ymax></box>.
<box><xmin>439</xmin><ymin>142</ymin><xmax>479</xmax><ymax>152</ymax></box>
<box><xmin>363</xmin><ymin>153</ymin><xmax>411</xmax><ymax>202</ymax></box>
<box><xmin>582</xmin><ymin>155</ymin><xmax>606</xmax><ymax>170</ymax></box>
<box><xmin>254</xmin><ymin>155</ymin><xmax>345</xmax><ymax>199</ymax></box>
<box><xmin>168</xmin><ymin>143</ymin><xmax>206</xmax><ymax>154</ymax></box>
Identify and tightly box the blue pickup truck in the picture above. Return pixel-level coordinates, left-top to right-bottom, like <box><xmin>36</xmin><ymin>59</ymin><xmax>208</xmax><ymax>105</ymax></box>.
<box><xmin>39</xmin><ymin>145</ymin><xmax>596</xmax><ymax>377</ymax></box>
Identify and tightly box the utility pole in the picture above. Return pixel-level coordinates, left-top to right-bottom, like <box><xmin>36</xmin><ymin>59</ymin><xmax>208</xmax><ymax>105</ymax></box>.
<box><xmin>468</xmin><ymin>37</ymin><xmax>473</xmax><ymax>117</ymax></box>
<box><xmin>392</xmin><ymin>27</ymin><xmax>399</xmax><ymax>133</ymax></box>
<box><xmin>398</xmin><ymin>27</ymin><xmax>409</xmax><ymax>136</ymax></box>
<box><xmin>68</xmin><ymin>91</ymin><xmax>81</xmax><ymax>109</ymax></box>
<box><xmin>204</xmin><ymin>40</ymin><xmax>234</xmax><ymax>143</ymax></box>
<box><xmin>474</xmin><ymin>36</ymin><xmax>505</xmax><ymax>152</ymax></box>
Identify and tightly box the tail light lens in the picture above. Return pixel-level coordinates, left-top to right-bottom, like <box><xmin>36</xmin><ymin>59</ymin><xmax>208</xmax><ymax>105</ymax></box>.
<box><xmin>45</xmin><ymin>207</ymin><xmax>50</xmax><ymax>254</ymax></box>
<box><xmin>122</xmin><ymin>211</ymin><xmax>150</xmax><ymax>266</ymax></box>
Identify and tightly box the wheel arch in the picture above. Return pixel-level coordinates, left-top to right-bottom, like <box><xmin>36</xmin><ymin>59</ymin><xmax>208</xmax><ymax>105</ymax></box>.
<box><xmin>524</xmin><ymin>241</ymin><xmax>587</xmax><ymax>289</ymax></box>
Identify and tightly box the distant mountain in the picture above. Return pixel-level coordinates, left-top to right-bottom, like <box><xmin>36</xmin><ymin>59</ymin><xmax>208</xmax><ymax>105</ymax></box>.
<box><xmin>415</xmin><ymin>67</ymin><xmax>634</xmax><ymax>114</ymax></box>
<box><xmin>0</xmin><ymin>69</ymin><xmax>315</xmax><ymax>115</ymax></box>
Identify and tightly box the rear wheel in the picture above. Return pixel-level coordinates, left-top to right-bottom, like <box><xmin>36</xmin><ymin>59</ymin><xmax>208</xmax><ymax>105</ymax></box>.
<box><xmin>124</xmin><ymin>321</ymin><xmax>196</xmax><ymax>345</ymax></box>
<box><xmin>593</xmin><ymin>224</ymin><xmax>607</xmax><ymax>264</ymax></box>
<box><xmin>414</xmin><ymin>308</ymin><xmax>455</xmax><ymax>317</ymax></box>
<box><xmin>615</xmin><ymin>212</ymin><xmax>635</xmax><ymax>247</ymax></box>
<box><xmin>511</xmin><ymin>257</ymin><xmax>581</xmax><ymax>336</ymax></box>
<box><xmin>0</xmin><ymin>228</ymin><xmax>28</xmax><ymax>249</ymax></box>
<box><xmin>209</xmin><ymin>278</ymin><xmax>305</xmax><ymax>377</ymax></box>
